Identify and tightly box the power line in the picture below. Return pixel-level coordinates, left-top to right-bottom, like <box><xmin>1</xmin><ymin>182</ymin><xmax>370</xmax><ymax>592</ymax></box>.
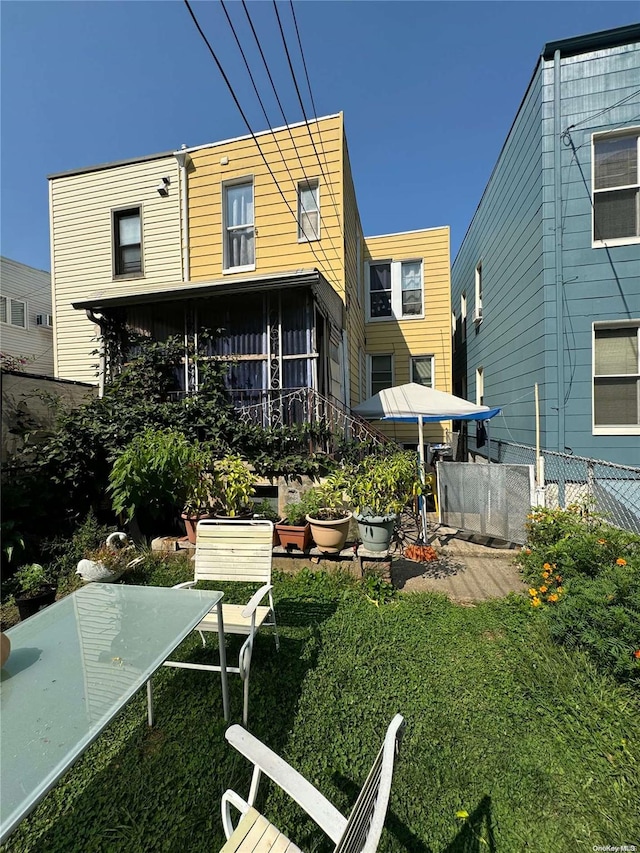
<box><xmin>287</xmin><ymin>0</ymin><xmax>342</xmax><ymax>233</ymax></box>
<box><xmin>182</xmin><ymin>0</ymin><xmax>341</xmax><ymax>290</ymax></box>
<box><xmin>239</xmin><ymin>0</ymin><xmax>343</xmax><ymax>270</ymax></box>
<box><xmin>221</xmin><ymin>0</ymin><xmax>341</xmax><ymax>276</ymax></box>
<box><xmin>272</xmin><ymin>1</ymin><xmax>342</xmax><ymax>236</ymax></box>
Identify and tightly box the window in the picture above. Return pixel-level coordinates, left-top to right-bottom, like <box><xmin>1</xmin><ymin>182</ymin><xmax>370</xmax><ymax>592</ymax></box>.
<box><xmin>593</xmin><ymin>131</ymin><xmax>639</xmax><ymax>245</ymax></box>
<box><xmin>113</xmin><ymin>207</ymin><xmax>142</xmax><ymax>277</ymax></box>
<box><xmin>369</xmin><ymin>354</ymin><xmax>393</xmax><ymax>396</ymax></box>
<box><xmin>461</xmin><ymin>292</ymin><xmax>467</xmax><ymax>340</ymax></box>
<box><xmin>298</xmin><ymin>180</ymin><xmax>319</xmax><ymax>241</ymax></box>
<box><xmin>224</xmin><ymin>180</ymin><xmax>255</xmax><ymax>270</ymax></box>
<box><xmin>593</xmin><ymin>324</ymin><xmax>640</xmax><ymax>433</ymax></box>
<box><xmin>411</xmin><ymin>356</ymin><xmax>434</xmax><ymax>387</ymax></box>
<box><xmin>476</xmin><ymin>366</ymin><xmax>484</xmax><ymax>406</ymax></box>
<box><xmin>474</xmin><ymin>262</ymin><xmax>483</xmax><ymax>323</ymax></box>
<box><xmin>0</xmin><ymin>296</ymin><xmax>27</xmax><ymax>328</ymax></box>
<box><xmin>367</xmin><ymin>259</ymin><xmax>423</xmax><ymax>321</ymax></box>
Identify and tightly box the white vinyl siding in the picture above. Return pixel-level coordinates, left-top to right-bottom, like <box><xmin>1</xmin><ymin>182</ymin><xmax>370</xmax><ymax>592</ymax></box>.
<box><xmin>593</xmin><ymin>323</ymin><xmax>640</xmax><ymax>434</ymax></box>
<box><xmin>0</xmin><ymin>258</ymin><xmax>54</xmax><ymax>376</ymax></box>
<box><xmin>593</xmin><ymin>130</ymin><xmax>640</xmax><ymax>246</ymax></box>
<box><xmin>298</xmin><ymin>180</ymin><xmax>320</xmax><ymax>241</ymax></box>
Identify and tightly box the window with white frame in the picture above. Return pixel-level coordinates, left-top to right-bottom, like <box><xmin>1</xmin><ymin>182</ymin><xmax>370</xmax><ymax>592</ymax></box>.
<box><xmin>593</xmin><ymin>130</ymin><xmax>639</xmax><ymax>245</ymax></box>
<box><xmin>474</xmin><ymin>262</ymin><xmax>483</xmax><ymax>323</ymax></box>
<box><xmin>113</xmin><ymin>207</ymin><xmax>142</xmax><ymax>277</ymax></box>
<box><xmin>0</xmin><ymin>296</ymin><xmax>27</xmax><ymax>328</ymax></box>
<box><xmin>224</xmin><ymin>179</ymin><xmax>255</xmax><ymax>269</ymax></box>
<box><xmin>367</xmin><ymin>259</ymin><xmax>423</xmax><ymax>320</ymax></box>
<box><xmin>298</xmin><ymin>180</ymin><xmax>319</xmax><ymax>241</ymax></box>
<box><xmin>476</xmin><ymin>366</ymin><xmax>484</xmax><ymax>406</ymax></box>
<box><xmin>369</xmin><ymin>354</ymin><xmax>393</xmax><ymax>396</ymax></box>
<box><xmin>411</xmin><ymin>355</ymin><xmax>434</xmax><ymax>388</ymax></box>
<box><xmin>593</xmin><ymin>323</ymin><xmax>640</xmax><ymax>432</ymax></box>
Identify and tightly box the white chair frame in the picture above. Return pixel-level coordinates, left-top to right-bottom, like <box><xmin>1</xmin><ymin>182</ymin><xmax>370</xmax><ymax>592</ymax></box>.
<box><xmin>219</xmin><ymin>714</ymin><xmax>405</xmax><ymax>853</ymax></box>
<box><xmin>164</xmin><ymin>518</ymin><xmax>278</xmax><ymax>726</ymax></box>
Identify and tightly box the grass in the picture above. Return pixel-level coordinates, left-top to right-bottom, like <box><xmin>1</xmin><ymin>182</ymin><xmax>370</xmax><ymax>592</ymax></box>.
<box><xmin>3</xmin><ymin>560</ymin><xmax>640</xmax><ymax>852</ymax></box>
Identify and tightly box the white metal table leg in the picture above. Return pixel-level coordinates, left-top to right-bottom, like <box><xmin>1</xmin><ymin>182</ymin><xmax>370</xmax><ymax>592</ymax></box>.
<box><xmin>146</xmin><ymin>679</ymin><xmax>154</xmax><ymax>727</ymax></box>
<box><xmin>216</xmin><ymin>600</ymin><xmax>229</xmax><ymax>721</ymax></box>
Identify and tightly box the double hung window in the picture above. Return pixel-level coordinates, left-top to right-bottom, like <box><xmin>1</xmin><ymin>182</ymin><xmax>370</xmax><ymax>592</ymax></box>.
<box><xmin>593</xmin><ymin>131</ymin><xmax>639</xmax><ymax>245</ymax></box>
<box><xmin>593</xmin><ymin>324</ymin><xmax>640</xmax><ymax>432</ymax></box>
<box><xmin>113</xmin><ymin>208</ymin><xmax>142</xmax><ymax>277</ymax></box>
<box><xmin>411</xmin><ymin>355</ymin><xmax>434</xmax><ymax>388</ymax></box>
<box><xmin>0</xmin><ymin>296</ymin><xmax>27</xmax><ymax>328</ymax></box>
<box><xmin>298</xmin><ymin>180</ymin><xmax>319</xmax><ymax>241</ymax></box>
<box><xmin>367</xmin><ymin>260</ymin><xmax>423</xmax><ymax>321</ymax></box>
<box><xmin>369</xmin><ymin>354</ymin><xmax>393</xmax><ymax>396</ymax></box>
<box><xmin>224</xmin><ymin>180</ymin><xmax>255</xmax><ymax>270</ymax></box>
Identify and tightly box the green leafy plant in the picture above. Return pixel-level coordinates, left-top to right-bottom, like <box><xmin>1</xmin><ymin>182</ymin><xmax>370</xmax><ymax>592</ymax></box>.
<box><xmin>14</xmin><ymin>563</ymin><xmax>54</xmax><ymax>598</ymax></box>
<box><xmin>252</xmin><ymin>498</ymin><xmax>279</xmax><ymax>523</ymax></box>
<box><xmin>212</xmin><ymin>454</ymin><xmax>257</xmax><ymax>517</ymax></box>
<box><xmin>361</xmin><ymin>571</ymin><xmax>398</xmax><ymax>606</ymax></box>
<box><xmin>347</xmin><ymin>450</ymin><xmax>420</xmax><ymax>517</ymax></box>
<box><xmin>304</xmin><ymin>473</ymin><xmax>350</xmax><ymax>521</ymax></box>
<box><xmin>84</xmin><ymin>543</ymin><xmax>137</xmax><ymax>576</ymax></box>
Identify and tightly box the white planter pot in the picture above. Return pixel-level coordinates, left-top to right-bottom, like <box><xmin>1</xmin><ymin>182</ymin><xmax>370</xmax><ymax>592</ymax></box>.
<box><xmin>76</xmin><ymin>559</ymin><xmax>124</xmax><ymax>583</ymax></box>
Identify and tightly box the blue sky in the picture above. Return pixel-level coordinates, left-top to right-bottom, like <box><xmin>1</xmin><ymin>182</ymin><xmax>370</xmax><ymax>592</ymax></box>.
<box><xmin>1</xmin><ymin>1</ymin><xmax>638</xmax><ymax>273</ymax></box>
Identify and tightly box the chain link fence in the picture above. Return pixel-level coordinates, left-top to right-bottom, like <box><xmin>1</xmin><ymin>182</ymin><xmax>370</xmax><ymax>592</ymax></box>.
<box><xmin>466</xmin><ymin>435</ymin><xmax>640</xmax><ymax>534</ymax></box>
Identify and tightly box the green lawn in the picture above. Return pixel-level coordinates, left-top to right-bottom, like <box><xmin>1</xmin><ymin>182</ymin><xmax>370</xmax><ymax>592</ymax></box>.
<box><xmin>4</xmin><ymin>564</ymin><xmax>640</xmax><ymax>853</ymax></box>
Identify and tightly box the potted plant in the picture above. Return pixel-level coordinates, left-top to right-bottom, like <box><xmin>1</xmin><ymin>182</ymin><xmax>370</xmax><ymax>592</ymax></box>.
<box><xmin>347</xmin><ymin>450</ymin><xmax>420</xmax><ymax>552</ymax></box>
<box><xmin>305</xmin><ymin>474</ymin><xmax>352</xmax><ymax>554</ymax></box>
<box><xmin>211</xmin><ymin>454</ymin><xmax>257</xmax><ymax>519</ymax></box>
<box><xmin>13</xmin><ymin>563</ymin><xmax>57</xmax><ymax>620</ymax></box>
<box><xmin>275</xmin><ymin>494</ymin><xmax>313</xmax><ymax>551</ymax></box>
<box><xmin>76</xmin><ymin>532</ymin><xmax>140</xmax><ymax>583</ymax></box>
<box><xmin>252</xmin><ymin>498</ymin><xmax>281</xmax><ymax>546</ymax></box>
<box><xmin>109</xmin><ymin>428</ymin><xmax>214</xmax><ymax>542</ymax></box>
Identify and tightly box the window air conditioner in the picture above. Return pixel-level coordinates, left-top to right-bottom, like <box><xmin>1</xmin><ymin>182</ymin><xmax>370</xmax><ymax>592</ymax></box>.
<box><xmin>36</xmin><ymin>314</ymin><xmax>53</xmax><ymax>327</ymax></box>
<box><xmin>473</xmin><ymin>305</ymin><xmax>483</xmax><ymax>324</ymax></box>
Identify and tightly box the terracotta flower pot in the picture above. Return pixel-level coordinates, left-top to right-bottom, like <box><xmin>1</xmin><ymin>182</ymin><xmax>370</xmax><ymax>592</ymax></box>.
<box><xmin>181</xmin><ymin>512</ymin><xmax>212</xmax><ymax>545</ymax></box>
<box><xmin>275</xmin><ymin>520</ymin><xmax>312</xmax><ymax>551</ymax></box>
<box><xmin>306</xmin><ymin>512</ymin><xmax>352</xmax><ymax>554</ymax></box>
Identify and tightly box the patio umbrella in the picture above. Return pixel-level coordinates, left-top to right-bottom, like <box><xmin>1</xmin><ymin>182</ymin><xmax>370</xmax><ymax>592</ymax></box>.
<box><xmin>354</xmin><ymin>383</ymin><xmax>502</xmax><ymax>536</ymax></box>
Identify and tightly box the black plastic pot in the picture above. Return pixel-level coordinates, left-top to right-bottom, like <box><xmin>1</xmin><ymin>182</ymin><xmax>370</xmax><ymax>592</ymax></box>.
<box><xmin>15</xmin><ymin>586</ymin><xmax>57</xmax><ymax>621</ymax></box>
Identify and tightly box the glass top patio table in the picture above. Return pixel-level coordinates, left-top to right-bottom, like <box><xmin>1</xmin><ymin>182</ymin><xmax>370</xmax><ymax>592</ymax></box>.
<box><xmin>0</xmin><ymin>583</ymin><xmax>225</xmax><ymax>844</ymax></box>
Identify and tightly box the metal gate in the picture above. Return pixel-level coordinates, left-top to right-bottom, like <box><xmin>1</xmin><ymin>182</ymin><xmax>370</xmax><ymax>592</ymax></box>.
<box><xmin>437</xmin><ymin>462</ymin><xmax>535</xmax><ymax>544</ymax></box>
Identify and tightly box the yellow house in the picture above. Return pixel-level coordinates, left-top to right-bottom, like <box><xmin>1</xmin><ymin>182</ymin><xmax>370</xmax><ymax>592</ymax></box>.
<box><xmin>48</xmin><ymin>113</ymin><xmax>451</xmax><ymax>443</ymax></box>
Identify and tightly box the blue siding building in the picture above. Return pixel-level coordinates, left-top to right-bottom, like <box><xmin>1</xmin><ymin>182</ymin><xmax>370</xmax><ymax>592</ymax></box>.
<box><xmin>452</xmin><ymin>25</ymin><xmax>640</xmax><ymax>467</ymax></box>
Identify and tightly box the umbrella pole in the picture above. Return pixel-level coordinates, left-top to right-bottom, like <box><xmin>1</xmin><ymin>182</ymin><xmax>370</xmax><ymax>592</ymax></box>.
<box><xmin>418</xmin><ymin>416</ymin><xmax>428</xmax><ymax>541</ymax></box>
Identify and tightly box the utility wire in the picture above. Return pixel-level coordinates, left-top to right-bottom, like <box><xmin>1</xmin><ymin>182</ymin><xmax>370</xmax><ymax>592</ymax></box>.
<box><xmin>183</xmin><ymin>0</ymin><xmax>341</xmax><ymax>289</ymax></box>
<box><xmin>562</xmin><ymin>88</ymin><xmax>640</xmax><ymax>134</ymax></box>
<box><xmin>240</xmin><ymin>0</ymin><xmax>343</xmax><ymax>269</ymax></box>
<box><xmin>288</xmin><ymin>0</ymin><xmax>343</xmax><ymax>233</ymax></box>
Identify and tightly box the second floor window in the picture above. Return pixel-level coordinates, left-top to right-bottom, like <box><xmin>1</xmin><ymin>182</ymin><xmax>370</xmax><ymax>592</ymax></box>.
<box><xmin>113</xmin><ymin>208</ymin><xmax>142</xmax><ymax>277</ymax></box>
<box><xmin>0</xmin><ymin>296</ymin><xmax>27</xmax><ymax>328</ymax></box>
<box><xmin>368</xmin><ymin>260</ymin><xmax>423</xmax><ymax>321</ymax></box>
<box><xmin>593</xmin><ymin>131</ymin><xmax>639</xmax><ymax>244</ymax></box>
<box><xmin>298</xmin><ymin>180</ymin><xmax>319</xmax><ymax>241</ymax></box>
<box><xmin>224</xmin><ymin>180</ymin><xmax>254</xmax><ymax>270</ymax></box>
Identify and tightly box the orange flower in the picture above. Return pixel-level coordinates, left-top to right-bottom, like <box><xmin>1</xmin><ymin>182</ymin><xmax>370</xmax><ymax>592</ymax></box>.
<box><xmin>539</xmin><ymin>585</ymin><xmax>548</xmax><ymax>593</ymax></box>
<box><xmin>598</xmin><ymin>539</ymin><xmax>606</xmax><ymax>545</ymax></box>
<box><xmin>528</xmin><ymin>588</ymin><xmax>538</xmax><ymax>597</ymax></box>
<box><xmin>557</xmin><ymin>587</ymin><xmax>564</xmax><ymax>595</ymax></box>
<box><xmin>543</xmin><ymin>563</ymin><xmax>551</xmax><ymax>570</ymax></box>
<box><xmin>524</xmin><ymin>548</ymin><xmax>531</xmax><ymax>555</ymax></box>
<box><xmin>531</xmin><ymin>597</ymin><xmax>541</xmax><ymax>607</ymax></box>
<box><xmin>548</xmin><ymin>593</ymin><xmax>558</xmax><ymax>602</ymax></box>
<box><xmin>616</xmin><ymin>558</ymin><xmax>627</xmax><ymax>566</ymax></box>
<box><xmin>555</xmin><ymin>575</ymin><xmax>563</xmax><ymax>583</ymax></box>
<box><xmin>542</xmin><ymin>571</ymin><xmax>550</xmax><ymax>579</ymax></box>
<box><xmin>634</xmin><ymin>650</ymin><xmax>640</xmax><ymax>660</ymax></box>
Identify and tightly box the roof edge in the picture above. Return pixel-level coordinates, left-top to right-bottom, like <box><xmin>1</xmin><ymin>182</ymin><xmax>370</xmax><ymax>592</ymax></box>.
<box><xmin>543</xmin><ymin>24</ymin><xmax>640</xmax><ymax>60</ymax></box>
<box><xmin>48</xmin><ymin>151</ymin><xmax>175</xmax><ymax>181</ymax></box>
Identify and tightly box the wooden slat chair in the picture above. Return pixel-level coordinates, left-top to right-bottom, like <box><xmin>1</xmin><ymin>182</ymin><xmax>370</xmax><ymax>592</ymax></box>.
<box><xmin>219</xmin><ymin>714</ymin><xmax>405</xmax><ymax>853</ymax></box>
<box><xmin>165</xmin><ymin>519</ymin><xmax>278</xmax><ymax>726</ymax></box>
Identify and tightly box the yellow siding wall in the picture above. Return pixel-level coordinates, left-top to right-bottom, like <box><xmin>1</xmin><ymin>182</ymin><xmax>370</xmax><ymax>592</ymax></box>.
<box><xmin>50</xmin><ymin>157</ymin><xmax>183</xmax><ymax>384</ymax></box>
<box><xmin>342</xmin><ymin>139</ymin><xmax>366</xmax><ymax>406</ymax></box>
<box><xmin>363</xmin><ymin>228</ymin><xmax>451</xmax><ymax>444</ymax></box>
<box><xmin>188</xmin><ymin>115</ymin><xmax>345</xmax><ymax>297</ymax></box>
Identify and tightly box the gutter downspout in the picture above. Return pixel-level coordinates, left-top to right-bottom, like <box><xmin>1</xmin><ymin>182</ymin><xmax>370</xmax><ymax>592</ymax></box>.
<box><xmin>553</xmin><ymin>49</ymin><xmax>565</xmax><ymax>453</ymax></box>
<box><xmin>175</xmin><ymin>147</ymin><xmax>192</xmax><ymax>391</ymax></box>
<box><xmin>85</xmin><ymin>309</ymin><xmax>106</xmax><ymax>397</ymax></box>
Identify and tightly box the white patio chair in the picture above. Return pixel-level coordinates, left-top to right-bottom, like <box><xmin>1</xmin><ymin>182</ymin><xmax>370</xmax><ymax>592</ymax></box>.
<box><xmin>219</xmin><ymin>713</ymin><xmax>405</xmax><ymax>853</ymax></box>
<box><xmin>164</xmin><ymin>518</ymin><xmax>278</xmax><ymax>726</ymax></box>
